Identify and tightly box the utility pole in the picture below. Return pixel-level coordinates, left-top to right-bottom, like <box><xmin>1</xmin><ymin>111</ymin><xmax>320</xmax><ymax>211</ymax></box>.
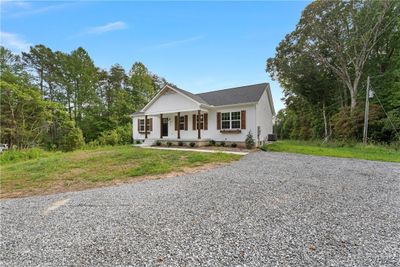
<box><xmin>363</xmin><ymin>76</ymin><xmax>370</xmax><ymax>145</ymax></box>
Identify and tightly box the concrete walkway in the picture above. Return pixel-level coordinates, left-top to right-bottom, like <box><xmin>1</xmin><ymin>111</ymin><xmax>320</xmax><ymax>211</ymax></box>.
<box><xmin>142</xmin><ymin>146</ymin><xmax>249</xmax><ymax>155</ymax></box>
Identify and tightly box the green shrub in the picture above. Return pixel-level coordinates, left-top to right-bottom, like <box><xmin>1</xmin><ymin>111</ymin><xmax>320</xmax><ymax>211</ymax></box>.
<box><xmin>178</xmin><ymin>141</ymin><xmax>184</xmax><ymax>146</ymax></box>
<box><xmin>209</xmin><ymin>140</ymin><xmax>216</xmax><ymax>146</ymax></box>
<box><xmin>189</xmin><ymin>142</ymin><xmax>196</xmax><ymax>147</ymax></box>
<box><xmin>331</xmin><ymin>104</ymin><xmax>383</xmax><ymax>141</ymax></box>
<box><xmin>60</xmin><ymin>127</ymin><xmax>85</xmax><ymax>152</ymax></box>
<box><xmin>115</xmin><ymin>125</ymin><xmax>132</xmax><ymax>144</ymax></box>
<box><xmin>155</xmin><ymin>140</ymin><xmax>162</xmax><ymax>146</ymax></box>
<box><xmin>390</xmin><ymin>141</ymin><xmax>400</xmax><ymax>151</ymax></box>
<box><xmin>167</xmin><ymin>141</ymin><xmax>172</xmax><ymax>147</ymax></box>
<box><xmin>245</xmin><ymin>131</ymin><xmax>255</xmax><ymax>149</ymax></box>
<box><xmin>135</xmin><ymin>140</ymin><xmax>141</xmax><ymax>144</ymax></box>
<box><xmin>98</xmin><ymin>129</ymin><xmax>120</xmax><ymax>146</ymax></box>
<box><xmin>85</xmin><ymin>140</ymin><xmax>100</xmax><ymax>149</ymax></box>
<box><xmin>220</xmin><ymin>141</ymin><xmax>225</xmax><ymax>147</ymax></box>
<box><xmin>231</xmin><ymin>143</ymin><xmax>237</xmax><ymax>148</ymax></box>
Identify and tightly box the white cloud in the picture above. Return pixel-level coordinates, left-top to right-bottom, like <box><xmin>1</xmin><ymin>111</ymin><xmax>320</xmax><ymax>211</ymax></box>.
<box><xmin>154</xmin><ymin>35</ymin><xmax>204</xmax><ymax>49</ymax></box>
<box><xmin>3</xmin><ymin>2</ymin><xmax>75</xmax><ymax>18</ymax></box>
<box><xmin>0</xmin><ymin>31</ymin><xmax>31</xmax><ymax>52</ymax></box>
<box><xmin>86</xmin><ymin>21</ymin><xmax>127</xmax><ymax>35</ymax></box>
<box><xmin>12</xmin><ymin>1</ymin><xmax>31</xmax><ymax>9</ymax></box>
<box><xmin>0</xmin><ymin>0</ymin><xmax>31</xmax><ymax>9</ymax></box>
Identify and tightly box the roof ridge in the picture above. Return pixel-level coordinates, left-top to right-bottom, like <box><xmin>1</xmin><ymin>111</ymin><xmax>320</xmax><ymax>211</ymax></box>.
<box><xmin>196</xmin><ymin>82</ymin><xmax>267</xmax><ymax>96</ymax></box>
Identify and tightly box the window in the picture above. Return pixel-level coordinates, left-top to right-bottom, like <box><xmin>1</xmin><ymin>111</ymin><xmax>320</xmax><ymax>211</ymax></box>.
<box><xmin>221</xmin><ymin>112</ymin><xmax>230</xmax><ymax>129</ymax></box>
<box><xmin>179</xmin><ymin>116</ymin><xmax>185</xmax><ymax>130</ymax></box>
<box><xmin>221</xmin><ymin>111</ymin><xmax>241</xmax><ymax>129</ymax></box>
<box><xmin>138</xmin><ymin>118</ymin><xmax>151</xmax><ymax>132</ymax></box>
<box><xmin>231</xmin><ymin>111</ymin><xmax>241</xmax><ymax>129</ymax></box>
<box><xmin>138</xmin><ymin>119</ymin><xmax>145</xmax><ymax>132</ymax></box>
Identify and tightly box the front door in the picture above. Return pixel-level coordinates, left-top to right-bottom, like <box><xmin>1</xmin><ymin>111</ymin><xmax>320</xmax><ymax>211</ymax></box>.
<box><xmin>162</xmin><ymin>118</ymin><xmax>168</xmax><ymax>137</ymax></box>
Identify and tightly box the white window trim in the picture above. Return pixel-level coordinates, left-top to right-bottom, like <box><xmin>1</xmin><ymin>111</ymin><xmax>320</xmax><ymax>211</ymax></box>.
<box><xmin>221</xmin><ymin>111</ymin><xmax>241</xmax><ymax>130</ymax></box>
<box><xmin>197</xmin><ymin>114</ymin><xmax>205</xmax><ymax>130</ymax></box>
<box><xmin>138</xmin><ymin>118</ymin><xmax>151</xmax><ymax>132</ymax></box>
<box><xmin>179</xmin><ymin>116</ymin><xmax>185</xmax><ymax>130</ymax></box>
<box><xmin>138</xmin><ymin>119</ymin><xmax>145</xmax><ymax>132</ymax></box>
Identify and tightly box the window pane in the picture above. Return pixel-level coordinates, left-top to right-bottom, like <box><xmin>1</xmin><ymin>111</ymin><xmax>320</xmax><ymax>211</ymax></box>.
<box><xmin>222</xmin><ymin>121</ymin><xmax>230</xmax><ymax>129</ymax></box>
<box><xmin>231</xmin><ymin>111</ymin><xmax>240</xmax><ymax>120</ymax></box>
<box><xmin>139</xmin><ymin>119</ymin><xmax>144</xmax><ymax>131</ymax></box>
<box><xmin>221</xmin><ymin>112</ymin><xmax>230</xmax><ymax>120</ymax></box>
<box><xmin>231</xmin><ymin>120</ymin><xmax>240</xmax><ymax>129</ymax></box>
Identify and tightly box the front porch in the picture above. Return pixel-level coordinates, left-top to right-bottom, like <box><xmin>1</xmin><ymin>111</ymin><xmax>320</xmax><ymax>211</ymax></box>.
<box><xmin>134</xmin><ymin>108</ymin><xmax>210</xmax><ymax>143</ymax></box>
<box><xmin>149</xmin><ymin>138</ymin><xmax>211</xmax><ymax>147</ymax></box>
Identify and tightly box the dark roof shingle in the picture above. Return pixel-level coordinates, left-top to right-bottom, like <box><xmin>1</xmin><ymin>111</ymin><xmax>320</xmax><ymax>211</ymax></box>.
<box><xmin>196</xmin><ymin>83</ymin><xmax>268</xmax><ymax>106</ymax></box>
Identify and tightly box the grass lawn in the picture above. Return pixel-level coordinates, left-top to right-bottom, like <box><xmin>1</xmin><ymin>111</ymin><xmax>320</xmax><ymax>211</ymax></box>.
<box><xmin>261</xmin><ymin>140</ymin><xmax>400</xmax><ymax>163</ymax></box>
<box><xmin>0</xmin><ymin>146</ymin><xmax>241</xmax><ymax>198</ymax></box>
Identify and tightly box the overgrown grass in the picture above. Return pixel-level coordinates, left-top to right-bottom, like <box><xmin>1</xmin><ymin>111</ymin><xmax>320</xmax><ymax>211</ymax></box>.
<box><xmin>0</xmin><ymin>148</ymin><xmax>56</xmax><ymax>164</ymax></box>
<box><xmin>0</xmin><ymin>146</ymin><xmax>241</xmax><ymax>198</ymax></box>
<box><xmin>261</xmin><ymin>140</ymin><xmax>400</xmax><ymax>163</ymax></box>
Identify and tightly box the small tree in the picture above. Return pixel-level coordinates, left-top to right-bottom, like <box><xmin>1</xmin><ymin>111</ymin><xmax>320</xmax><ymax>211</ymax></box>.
<box><xmin>60</xmin><ymin>127</ymin><xmax>84</xmax><ymax>152</ymax></box>
<box><xmin>245</xmin><ymin>131</ymin><xmax>255</xmax><ymax>149</ymax></box>
<box><xmin>98</xmin><ymin>129</ymin><xmax>120</xmax><ymax>146</ymax></box>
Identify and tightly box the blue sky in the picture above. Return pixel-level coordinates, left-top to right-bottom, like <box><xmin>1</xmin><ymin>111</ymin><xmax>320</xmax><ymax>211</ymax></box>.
<box><xmin>1</xmin><ymin>1</ymin><xmax>310</xmax><ymax>111</ymax></box>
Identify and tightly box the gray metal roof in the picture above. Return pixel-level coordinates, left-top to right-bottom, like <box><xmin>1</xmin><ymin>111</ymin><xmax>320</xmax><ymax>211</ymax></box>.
<box><xmin>196</xmin><ymin>83</ymin><xmax>268</xmax><ymax>106</ymax></box>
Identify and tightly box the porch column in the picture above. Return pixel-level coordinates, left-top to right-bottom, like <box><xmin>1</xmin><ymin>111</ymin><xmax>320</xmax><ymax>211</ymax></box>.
<box><xmin>197</xmin><ymin>110</ymin><xmax>201</xmax><ymax>139</ymax></box>
<box><xmin>144</xmin><ymin>115</ymin><xmax>148</xmax><ymax>139</ymax></box>
<box><xmin>160</xmin><ymin>114</ymin><xmax>163</xmax><ymax>139</ymax></box>
<box><xmin>177</xmin><ymin>112</ymin><xmax>181</xmax><ymax>139</ymax></box>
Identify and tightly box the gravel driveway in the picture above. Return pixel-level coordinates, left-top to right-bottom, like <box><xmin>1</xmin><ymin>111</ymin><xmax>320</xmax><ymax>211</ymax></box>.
<box><xmin>1</xmin><ymin>152</ymin><xmax>400</xmax><ymax>266</ymax></box>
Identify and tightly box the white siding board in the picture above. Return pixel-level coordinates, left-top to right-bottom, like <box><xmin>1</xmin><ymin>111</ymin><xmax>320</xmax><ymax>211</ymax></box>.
<box><xmin>145</xmin><ymin>90</ymin><xmax>200</xmax><ymax>114</ymax></box>
<box><xmin>255</xmin><ymin>89</ymin><xmax>273</xmax><ymax>143</ymax></box>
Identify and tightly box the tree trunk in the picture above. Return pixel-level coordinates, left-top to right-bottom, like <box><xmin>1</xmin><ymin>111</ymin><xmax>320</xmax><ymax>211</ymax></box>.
<box><xmin>350</xmin><ymin>90</ymin><xmax>357</xmax><ymax>112</ymax></box>
<box><xmin>40</xmin><ymin>68</ymin><xmax>44</xmax><ymax>97</ymax></box>
<box><xmin>346</xmin><ymin>80</ymin><xmax>357</xmax><ymax>113</ymax></box>
<box><xmin>322</xmin><ymin>101</ymin><xmax>328</xmax><ymax>139</ymax></box>
<box><xmin>49</xmin><ymin>83</ymin><xmax>53</xmax><ymax>101</ymax></box>
<box><xmin>74</xmin><ymin>80</ymin><xmax>78</xmax><ymax>122</ymax></box>
<box><xmin>67</xmin><ymin>91</ymin><xmax>72</xmax><ymax>120</ymax></box>
<box><xmin>73</xmin><ymin>92</ymin><xmax>77</xmax><ymax>122</ymax></box>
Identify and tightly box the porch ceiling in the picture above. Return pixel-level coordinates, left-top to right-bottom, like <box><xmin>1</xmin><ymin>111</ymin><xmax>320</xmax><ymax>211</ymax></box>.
<box><xmin>143</xmin><ymin>108</ymin><xmax>209</xmax><ymax>116</ymax></box>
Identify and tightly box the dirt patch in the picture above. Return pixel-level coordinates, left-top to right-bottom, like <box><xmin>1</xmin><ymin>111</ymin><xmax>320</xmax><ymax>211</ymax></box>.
<box><xmin>43</xmin><ymin>198</ymin><xmax>70</xmax><ymax>215</ymax></box>
<box><xmin>0</xmin><ymin>162</ymin><xmax>228</xmax><ymax>199</ymax></box>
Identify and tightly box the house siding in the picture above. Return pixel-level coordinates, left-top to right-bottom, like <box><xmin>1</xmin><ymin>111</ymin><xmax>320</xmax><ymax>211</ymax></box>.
<box><xmin>145</xmin><ymin>90</ymin><xmax>200</xmax><ymax>114</ymax></box>
<box><xmin>132</xmin><ymin>105</ymin><xmax>257</xmax><ymax>143</ymax></box>
<box><xmin>131</xmin><ymin>85</ymin><xmax>274</xmax><ymax>146</ymax></box>
<box><xmin>255</xmin><ymin>89</ymin><xmax>273</xmax><ymax>144</ymax></box>
<box><xmin>204</xmin><ymin>105</ymin><xmax>256</xmax><ymax>142</ymax></box>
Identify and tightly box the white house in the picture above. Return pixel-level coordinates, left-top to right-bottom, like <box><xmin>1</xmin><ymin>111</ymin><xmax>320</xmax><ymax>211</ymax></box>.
<box><xmin>132</xmin><ymin>83</ymin><xmax>275</xmax><ymax>147</ymax></box>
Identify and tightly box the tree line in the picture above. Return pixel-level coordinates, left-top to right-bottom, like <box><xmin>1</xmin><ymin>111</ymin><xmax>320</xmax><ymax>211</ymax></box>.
<box><xmin>0</xmin><ymin>45</ymin><xmax>173</xmax><ymax>150</ymax></box>
<box><xmin>267</xmin><ymin>0</ymin><xmax>400</xmax><ymax>144</ymax></box>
